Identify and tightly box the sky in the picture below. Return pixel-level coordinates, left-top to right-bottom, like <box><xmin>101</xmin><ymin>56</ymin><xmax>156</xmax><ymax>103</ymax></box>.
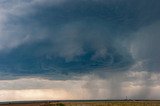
<box><xmin>0</xmin><ymin>0</ymin><xmax>160</xmax><ymax>101</ymax></box>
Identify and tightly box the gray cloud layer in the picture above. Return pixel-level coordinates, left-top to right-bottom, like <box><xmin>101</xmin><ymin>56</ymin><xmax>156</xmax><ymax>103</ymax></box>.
<box><xmin>0</xmin><ymin>0</ymin><xmax>160</xmax><ymax>80</ymax></box>
<box><xmin>0</xmin><ymin>0</ymin><xmax>160</xmax><ymax>100</ymax></box>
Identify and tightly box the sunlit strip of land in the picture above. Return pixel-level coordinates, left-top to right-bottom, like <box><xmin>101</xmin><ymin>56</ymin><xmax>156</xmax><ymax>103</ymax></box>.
<box><xmin>0</xmin><ymin>100</ymin><xmax>160</xmax><ymax>106</ymax></box>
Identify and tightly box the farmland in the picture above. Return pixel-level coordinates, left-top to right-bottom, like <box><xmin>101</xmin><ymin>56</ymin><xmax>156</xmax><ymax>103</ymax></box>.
<box><xmin>0</xmin><ymin>100</ymin><xmax>160</xmax><ymax>106</ymax></box>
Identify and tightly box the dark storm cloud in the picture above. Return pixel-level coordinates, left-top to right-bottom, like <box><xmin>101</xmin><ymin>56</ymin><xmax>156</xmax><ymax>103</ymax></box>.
<box><xmin>0</xmin><ymin>0</ymin><xmax>160</xmax><ymax>79</ymax></box>
<box><xmin>131</xmin><ymin>21</ymin><xmax>160</xmax><ymax>72</ymax></box>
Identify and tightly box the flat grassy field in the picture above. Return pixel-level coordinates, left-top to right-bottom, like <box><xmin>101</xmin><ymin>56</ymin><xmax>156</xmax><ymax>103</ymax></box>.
<box><xmin>44</xmin><ymin>101</ymin><xmax>160</xmax><ymax>106</ymax></box>
<box><xmin>0</xmin><ymin>101</ymin><xmax>160</xmax><ymax>106</ymax></box>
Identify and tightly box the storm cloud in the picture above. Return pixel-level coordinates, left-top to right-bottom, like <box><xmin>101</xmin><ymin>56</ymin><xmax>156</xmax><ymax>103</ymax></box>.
<box><xmin>0</xmin><ymin>0</ymin><xmax>160</xmax><ymax>100</ymax></box>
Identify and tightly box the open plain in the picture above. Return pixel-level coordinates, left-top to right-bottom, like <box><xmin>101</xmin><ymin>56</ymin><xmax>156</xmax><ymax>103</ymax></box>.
<box><xmin>0</xmin><ymin>100</ymin><xmax>160</xmax><ymax>106</ymax></box>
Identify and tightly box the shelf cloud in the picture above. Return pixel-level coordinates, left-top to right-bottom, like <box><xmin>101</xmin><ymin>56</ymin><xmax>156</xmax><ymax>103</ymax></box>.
<box><xmin>0</xmin><ymin>0</ymin><xmax>160</xmax><ymax>100</ymax></box>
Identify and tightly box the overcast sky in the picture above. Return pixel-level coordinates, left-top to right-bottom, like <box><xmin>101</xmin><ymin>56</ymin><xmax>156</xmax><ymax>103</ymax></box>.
<box><xmin>0</xmin><ymin>0</ymin><xmax>160</xmax><ymax>101</ymax></box>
